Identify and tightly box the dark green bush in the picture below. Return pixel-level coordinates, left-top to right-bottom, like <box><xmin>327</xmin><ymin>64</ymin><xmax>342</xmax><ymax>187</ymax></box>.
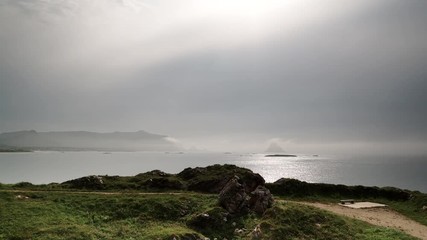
<box><xmin>267</xmin><ymin>178</ymin><xmax>411</xmax><ymax>201</ymax></box>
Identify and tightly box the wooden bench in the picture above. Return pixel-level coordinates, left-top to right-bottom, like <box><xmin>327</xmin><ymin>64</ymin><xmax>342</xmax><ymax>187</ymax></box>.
<box><xmin>340</xmin><ymin>199</ymin><xmax>355</xmax><ymax>204</ymax></box>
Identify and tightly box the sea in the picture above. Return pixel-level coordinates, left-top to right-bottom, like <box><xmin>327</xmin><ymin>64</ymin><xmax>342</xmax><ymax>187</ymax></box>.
<box><xmin>0</xmin><ymin>151</ymin><xmax>426</xmax><ymax>193</ymax></box>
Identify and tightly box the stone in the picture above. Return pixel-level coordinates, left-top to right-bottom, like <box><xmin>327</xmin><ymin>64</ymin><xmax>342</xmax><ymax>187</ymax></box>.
<box><xmin>218</xmin><ymin>176</ymin><xmax>249</xmax><ymax>214</ymax></box>
<box><xmin>218</xmin><ymin>175</ymin><xmax>274</xmax><ymax>215</ymax></box>
<box><xmin>234</xmin><ymin>228</ymin><xmax>245</xmax><ymax>235</ymax></box>
<box><xmin>15</xmin><ymin>194</ymin><xmax>29</xmax><ymax>200</ymax></box>
<box><xmin>249</xmin><ymin>225</ymin><xmax>262</xmax><ymax>239</ymax></box>
<box><xmin>241</xmin><ymin>173</ymin><xmax>265</xmax><ymax>193</ymax></box>
<box><xmin>248</xmin><ymin>186</ymin><xmax>274</xmax><ymax>215</ymax></box>
<box><xmin>178</xmin><ymin>165</ymin><xmax>265</xmax><ymax>193</ymax></box>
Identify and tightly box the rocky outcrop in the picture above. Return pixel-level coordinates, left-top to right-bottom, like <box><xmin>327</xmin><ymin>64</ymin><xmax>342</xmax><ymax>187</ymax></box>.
<box><xmin>219</xmin><ymin>176</ymin><xmax>274</xmax><ymax>215</ymax></box>
<box><xmin>58</xmin><ymin>165</ymin><xmax>267</xmax><ymax>193</ymax></box>
<box><xmin>219</xmin><ymin>176</ymin><xmax>249</xmax><ymax>214</ymax></box>
<box><xmin>178</xmin><ymin>164</ymin><xmax>265</xmax><ymax>194</ymax></box>
<box><xmin>249</xmin><ymin>186</ymin><xmax>274</xmax><ymax>215</ymax></box>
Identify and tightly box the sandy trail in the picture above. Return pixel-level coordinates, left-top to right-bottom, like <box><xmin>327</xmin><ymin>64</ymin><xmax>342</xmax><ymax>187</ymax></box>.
<box><xmin>298</xmin><ymin>201</ymin><xmax>427</xmax><ymax>240</ymax></box>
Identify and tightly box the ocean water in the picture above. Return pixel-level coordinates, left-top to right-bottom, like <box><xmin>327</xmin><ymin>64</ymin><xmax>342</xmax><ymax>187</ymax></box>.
<box><xmin>0</xmin><ymin>152</ymin><xmax>426</xmax><ymax>193</ymax></box>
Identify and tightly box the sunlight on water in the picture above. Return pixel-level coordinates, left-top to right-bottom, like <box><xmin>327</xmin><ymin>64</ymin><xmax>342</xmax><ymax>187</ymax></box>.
<box><xmin>0</xmin><ymin>152</ymin><xmax>426</xmax><ymax>193</ymax></box>
<box><xmin>233</xmin><ymin>154</ymin><xmax>328</xmax><ymax>183</ymax></box>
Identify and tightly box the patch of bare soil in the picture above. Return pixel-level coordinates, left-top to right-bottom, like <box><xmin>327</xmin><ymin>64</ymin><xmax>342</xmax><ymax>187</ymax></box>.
<box><xmin>300</xmin><ymin>201</ymin><xmax>427</xmax><ymax>240</ymax></box>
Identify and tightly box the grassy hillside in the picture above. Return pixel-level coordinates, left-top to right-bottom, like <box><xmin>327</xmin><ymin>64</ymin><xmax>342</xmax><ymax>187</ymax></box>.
<box><xmin>0</xmin><ymin>191</ymin><xmax>417</xmax><ymax>240</ymax></box>
<box><xmin>1</xmin><ymin>165</ymin><xmax>425</xmax><ymax>239</ymax></box>
<box><xmin>267</xmin><ymin>178</ymin><xmax>427</xmax><ymax>227</ymax></box>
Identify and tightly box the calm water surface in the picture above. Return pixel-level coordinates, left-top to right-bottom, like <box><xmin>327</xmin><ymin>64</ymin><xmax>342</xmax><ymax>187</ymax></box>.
<box><xmin>0</xmin><ymin>152</ymin><xmax>426</xmax><ymax>193</ymax></box>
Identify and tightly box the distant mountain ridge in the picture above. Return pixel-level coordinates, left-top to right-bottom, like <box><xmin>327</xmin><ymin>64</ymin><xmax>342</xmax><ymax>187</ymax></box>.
<box><xmin>0</xmin><ymin>130</ymin><xmax>179</xmax><ymax>152</ymax></box>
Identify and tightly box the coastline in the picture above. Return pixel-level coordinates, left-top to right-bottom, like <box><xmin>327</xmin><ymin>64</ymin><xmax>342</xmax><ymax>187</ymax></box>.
<box><xmin>1</xmin><ymin>164</ymin><xmax>426</xmax><ymax>240</ymax></box>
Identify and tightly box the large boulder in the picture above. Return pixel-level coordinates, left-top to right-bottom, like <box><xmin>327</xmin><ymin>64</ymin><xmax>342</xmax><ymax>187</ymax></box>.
<box><xmin>218</xmin><ymin>176</ymin><xmax>250</xmax><ymax>214</ymax></box>
<box><xmin>248</xmin><ymin>186</ymin><xmax>274</xmax><ymax>215</ymax></box>
<box><xmin>219</xmin><ymin>176</ymin><xmax>274</xmax><ymax>215</ymax></box>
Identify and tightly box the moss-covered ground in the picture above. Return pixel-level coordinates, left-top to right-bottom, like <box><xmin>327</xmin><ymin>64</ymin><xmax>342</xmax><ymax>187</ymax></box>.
<box><xmin>0</xmin><ymin>190</ymin><xmax>419</xmax><ymax>240</ymax></box>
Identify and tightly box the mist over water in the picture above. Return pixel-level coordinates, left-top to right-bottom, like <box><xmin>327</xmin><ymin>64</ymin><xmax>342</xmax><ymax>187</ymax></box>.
<box><xmin>1</xmin><ymin>1</ymin><xmax>427</xmax><ymax>156</ymax></box>
<box><xmin>1</xmin><ymin>0</ymin><xmax>427</xmax><ymax>198</ymax></box>
<box><xmin>1</xmin><ymin>152</ymin><xmax>426</xmax><ymax>193</ymax></box>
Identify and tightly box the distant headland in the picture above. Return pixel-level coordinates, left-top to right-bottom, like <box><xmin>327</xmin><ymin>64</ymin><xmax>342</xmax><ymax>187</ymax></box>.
<box><xmin>0</xmin><ymin>130</ymin><xmax>179</xmax><ymax>152</ymax></box>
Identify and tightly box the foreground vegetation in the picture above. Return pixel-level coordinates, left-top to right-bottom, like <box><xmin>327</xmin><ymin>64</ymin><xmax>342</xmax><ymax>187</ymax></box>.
<box><xmin>266</xmin><ymin>178</ymin><xmax>427</xmax><ymax>227</ymax></box>
<box><xmin>1</xmin><ymin>164</ymin><xmax>426</xmax><ymax>239</ymax></box>
<box><xmin>0</xmin><ymin>191</ymin><xmax>418</xmax><ymax>240</ymax></box>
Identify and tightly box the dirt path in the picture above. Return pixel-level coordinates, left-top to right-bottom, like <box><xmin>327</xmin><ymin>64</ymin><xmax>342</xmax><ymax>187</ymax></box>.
<box><xmin>297</xmin><ymin>201</ymin><xmax>427</xmax><ymax>240</ymax></box>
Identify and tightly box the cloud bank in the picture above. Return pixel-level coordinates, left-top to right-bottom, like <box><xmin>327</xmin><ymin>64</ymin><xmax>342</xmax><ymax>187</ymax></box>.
<box><xmin>1</xmin><ymin>0</ymin><xmax>426</xmax><ymax>154</ymax></box>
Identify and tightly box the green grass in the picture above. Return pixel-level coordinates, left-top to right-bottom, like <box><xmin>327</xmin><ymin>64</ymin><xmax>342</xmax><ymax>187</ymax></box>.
<box><xmin>258</xmin><ymin>202</ymin><xmax>416</xmax><ymax>240</ymax></box>
<box><xmin>383</xmin><ymin>197</ymin><xmax>427</xmax><ymax>226</ymax></box>
<box><xmin>357</xmin><ymin>227</ymin><xmax>417</xmax><ymax>240</ymax></box>
<box><xmin>277</xmin><ymin>192</ymin><xmax>427</xmax><ymax>228</ymax></box>
<box><xmin>0</xmin><ymin>191</ymin><xmax>213</xmax><ymax>239</ymax></box>
<box><xmin>0</xmin><ymin>190</ymin><xmax>418</xmax><ymax>240</ymax></box>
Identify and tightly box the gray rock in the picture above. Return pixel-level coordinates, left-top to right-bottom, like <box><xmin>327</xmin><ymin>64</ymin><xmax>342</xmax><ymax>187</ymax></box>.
<box><xmin>249</xmin><ymin>186</ymin><xmax>274</xmax><ymax>215</ymax></box>
<box><xmin>219</xmin><ymin>176</ymin><xmax>274</xmax><ymax>215</ymax></box>
<box><xmin>218</xmin><ymin>176</ymin><xmax>249</xmax><ymax>214</ymax></box>
<box><xmin>249</xmin><ymin>225</ymin><xmax>263</xmax><ymax>239</ymax></box>
<box><xmin>15</xmin><ymin>194</ymin><xmax>29</xmax><ymax>200</ymax></box>
<box><xmin>187</xmin><ymin>207</ymin><xmax>229</xmax><ymax>229</ymax></box>
<box><xmin>178</xmin><ymin>164</ymin><xmax>265</xmax><ymax>193</ymax></box>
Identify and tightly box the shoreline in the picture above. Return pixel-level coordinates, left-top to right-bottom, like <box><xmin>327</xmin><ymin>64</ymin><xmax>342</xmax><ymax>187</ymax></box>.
<box><xmin>1</xmin><ymin>164</ymin><xmax>426</xmax><ymax>239</ymax></box>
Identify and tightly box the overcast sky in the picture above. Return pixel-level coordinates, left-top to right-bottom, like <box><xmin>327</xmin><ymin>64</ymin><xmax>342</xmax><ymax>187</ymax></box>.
<box><xmin>1</xmin><ymin>0</ymin><xmax>426</xmax><ymax>154</ymax></box>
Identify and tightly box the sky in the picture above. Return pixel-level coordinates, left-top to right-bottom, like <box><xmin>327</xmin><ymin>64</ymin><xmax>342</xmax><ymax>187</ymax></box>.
<box><xmin>1</xmin><ymin>0</ymin><xmax>427</xmax><ymax>154</ymax></box>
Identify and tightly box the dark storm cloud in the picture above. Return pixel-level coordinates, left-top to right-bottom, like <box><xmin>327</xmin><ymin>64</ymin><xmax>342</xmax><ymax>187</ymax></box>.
<box><xmin>1</xmin><ymin>0</ymin><xmax>426</xmax><ymax>152</ymax></box>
